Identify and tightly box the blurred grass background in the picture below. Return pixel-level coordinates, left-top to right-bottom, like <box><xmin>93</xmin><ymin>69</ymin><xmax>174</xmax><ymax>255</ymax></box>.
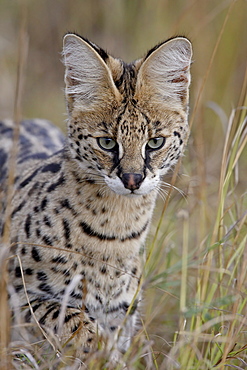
<box><xmin>0</xmin><ymin>0</ymin><xmax>246</xmax><ymax>368</ymax></box>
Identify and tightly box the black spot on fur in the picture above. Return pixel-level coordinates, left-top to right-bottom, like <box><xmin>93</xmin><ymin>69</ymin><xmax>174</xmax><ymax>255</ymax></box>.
<box><xmin>60</xmin><ymin>199</ymin><xmax>76</xmax><ymax>215</ymax></box>
<box><xmin>70</xmin><ymin>291</ymin><xmax>82</xmax><ymax>300</ymax></box>
<box><xmin>131</xmin><ymin>267</ymin><xmax>137</xmax><ymax>276</ymax></box>
<box><xmin>64</xmin><ymin>311</ymin><xmax>80</xmax><ymax>323</ymax></box>
<box><xmin>95</xmin><ymin>294</ymin><xmax>103</xmax><ymax>304</ymax></box>
<box><xmin>63</xmin><ymin>219</ymin><xmax>70</xmax><ymax>240</ymax></box>
<box><xmin>11</xmin><ymin>201</ymin><xmax>26</xmax><ymax>218</ymax></box>
<box><xmin>15</xmin><ymin>285</ymin><xmax>23</xmax><ymax>292</ymax></box>
<box><xmin>24</xmin><ymin>214</ymin><xmax>32</xmax><ymax>238</ymax></box>
<box><xmin>72</xmin><ymin>324</ymin><xmax>80</xmax><ymax>333</ymax></box>
<box><xmin>37</xmin><ymin>271</ymin><xmax>48</xmax><ymax>281</ymax></box>
<box><xmin>19</xmin><ymin>167</ymin><xmax>40</xmax><ymax>188</ymax></box>
<box><xmin>32</xmin><ymin>247</ymin><xmax>42</xmax><ymax>262</ymax></box>
<box><xmin>52</xmin><ymin>310</ymin><xmax>60</xmax><ymax>320</ymax></box>
<box><xmin>80</xmin><ymin>221</ymin><xmax>116</xmax><ymax>241</ymax></box>
<box><xmin>115</xmin><ymin>270</ymin><xmax>121</xmax><ymax>277</ymax></box>
<box><xmin>33</xmin><ymin>206</ymin><xmax>39</xmax><ymax>213</ymax></box>
<box><xmin>47</xmin><ymin>173</ymin><xmax>65</xmax><ymax>192</ymax></box>
<box><xmin>41</xmin><ymin>163</ymin><xmax>61</xmax><ymax>173</ymax></box>
<box><xmin>42</xmin><ymin>235</ymin><xmax>53</xmax><ymax>246</ymax></box>
<box><xmin>80</xmin><ymin>220</ymin><xmax>148</xmax><ymax>242</ymax></box>
<box><xmin>44</xmin><ymin>215</ymin><xmax>52</xmax><ymax>227</ymax></box>
<box><xmin>39</xmin><ymin>303</ymin><xmax>58</xmax><ymax>325</ymax></box>
<box><xmin>52</xmin><ymin>255</ymin><xmax>67</xmax><ymax>264</ymax></box>
<box><xmin>0</xmin><ymin>149</ymin><xmax>7</xmax><ymax>176</ymax></box>
<box><xmin>27</xmin><ymin>182</ymin><xmax>39</xmax><ymax>197</ymax></box>
<box><xmin>32</xmin><ymin>302</ymin><xmax>42</xmax><ymax>312</ymax></box>
<box><xmin>36</xmin><ymin>228</ymin><xmax>41</xmax><ymax>238</ymax></box>
<box><xmin>85</xmin><ymin>178</ymin><xmax>95</xmax><ymax>184</ymax></box>
<box><xmin>38</xmin><ymin>282</ymin><xmax>53</xmax><ymax>294</ymax></box>
<box><xmin>100</xmin><ymin>265</ymin><xmax>107</xmax><ymax>274</ymax></box>
<box><xmin>40</xmin><ymin>197</ymin><xmax>48</xmax><ymax>211</ymax></box>
<box><xmin>15</xmin><ymin>266</ymin><xmax>22</xmax><ymax>278</ymax></box>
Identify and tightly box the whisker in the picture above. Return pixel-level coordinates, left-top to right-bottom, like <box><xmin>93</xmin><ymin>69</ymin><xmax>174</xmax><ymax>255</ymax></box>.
<box><xmin>160</xmin><ymin>180</ymin><xmax>186</xmax><ymax>199</ymax></box>
<box><xmin>154</xmin><ymin>186</ymin><xmax>168</xmax><ymax>202</ymax></box>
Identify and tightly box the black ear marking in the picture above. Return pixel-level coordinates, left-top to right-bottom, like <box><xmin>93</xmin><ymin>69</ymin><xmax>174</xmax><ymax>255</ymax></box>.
<box><xmin>65</xmin><ymin>32</ymin><xmax>109</xmax><ymax>62</ymax></box>
<box><xmin>144</xmin><ymin>35</ymin><xmax>191</xmax><ymax>60</ymax></box>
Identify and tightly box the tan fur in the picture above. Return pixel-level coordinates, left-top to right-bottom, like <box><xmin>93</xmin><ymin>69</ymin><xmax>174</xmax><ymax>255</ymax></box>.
<box><xmin>0</xmin><ymin>34</ymin><xmax>192</xmax><ymax>363</ymax></box>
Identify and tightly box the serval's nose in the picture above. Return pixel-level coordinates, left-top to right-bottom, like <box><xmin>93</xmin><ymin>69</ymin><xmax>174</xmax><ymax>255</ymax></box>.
<box><xmin>121</xmin><ymin>173</ymin><xmax>143</xmax><ymax>190</ymax></box>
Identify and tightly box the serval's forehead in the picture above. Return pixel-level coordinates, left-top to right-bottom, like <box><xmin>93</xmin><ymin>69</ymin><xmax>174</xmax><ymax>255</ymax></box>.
<box><xmin>116</xmin><ymin>103</ymin><xmax>151</xmax><ymax>142</ymax></box>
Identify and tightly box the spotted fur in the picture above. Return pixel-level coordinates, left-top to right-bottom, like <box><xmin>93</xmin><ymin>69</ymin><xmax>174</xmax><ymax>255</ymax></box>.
<box><xmin>0</xmin><ymin>34</ymin><xmax>192</xmax><ymax>362</ymax></box>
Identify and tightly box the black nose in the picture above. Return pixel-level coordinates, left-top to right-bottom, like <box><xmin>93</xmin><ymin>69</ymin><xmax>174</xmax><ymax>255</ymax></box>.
<box><xmin>121</xmin><ymin>173</ymin><xmax>143</xmax><ymax>190</ymax></box>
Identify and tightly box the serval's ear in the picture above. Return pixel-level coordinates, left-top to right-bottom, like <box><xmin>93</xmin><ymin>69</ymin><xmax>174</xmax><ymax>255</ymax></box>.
<box><xmin>63</xmin><ymin>34</ymin><xmax>121</xmax><ymax>112</ymax></box>
<box><xmin>135</xmin><ymin>37</ymin><xmax>192</xmax><ymax>109</ymax></box>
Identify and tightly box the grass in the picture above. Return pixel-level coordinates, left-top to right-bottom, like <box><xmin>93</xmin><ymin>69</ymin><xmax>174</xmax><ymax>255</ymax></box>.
<box><xmin>150</xmin><ymin>106</ymin><xmax>247</xmax><ymax>369</ymax></box>
<box><xmin>0</xmin><ymin>0</ymin><xmax>246</xmax><ymax>368</ymax></box>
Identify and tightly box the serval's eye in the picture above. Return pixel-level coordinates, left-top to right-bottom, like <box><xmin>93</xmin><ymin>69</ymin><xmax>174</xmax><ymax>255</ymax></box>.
<box><xmin>146</xmin><ymin>137</ymin><xmax>165</xmax><ymax>151</ymax></box>
<box><xmin>97</xmin><ymin>137</ymin><xmax>118</xmax><ymax>151</ymax></box>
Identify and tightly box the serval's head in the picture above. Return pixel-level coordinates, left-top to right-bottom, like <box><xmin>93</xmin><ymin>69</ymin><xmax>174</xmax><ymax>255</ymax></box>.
<box><xmin>63</xmin><ymin>33</ymin><xmax>192</xmax><ymax>196</ymax></box>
